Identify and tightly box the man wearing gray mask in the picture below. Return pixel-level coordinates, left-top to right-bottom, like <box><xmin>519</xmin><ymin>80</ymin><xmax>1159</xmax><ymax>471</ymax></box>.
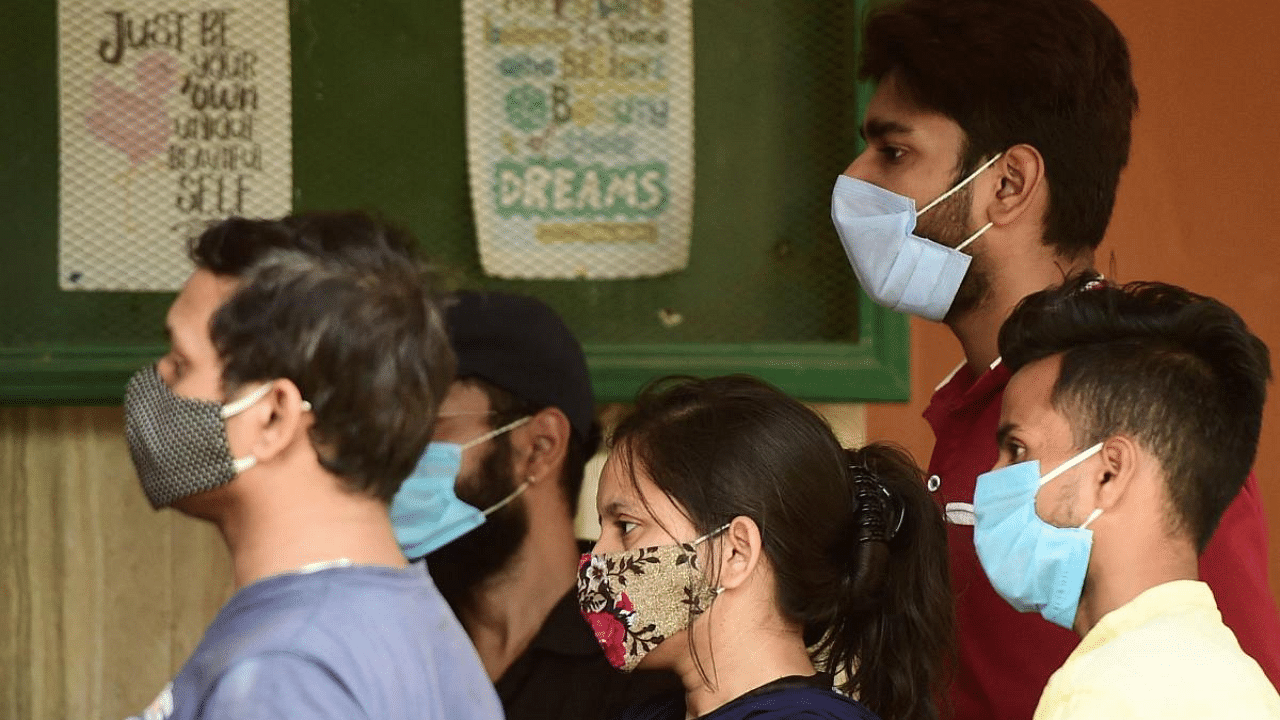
<box><xmin>123</xmin><ymin>213</ymin><xmax>501</xmax><ymax>720</ymax></box>
<box><xmin>831</xmin><ymin>1</ymin><xmax>1280</xmax><ymax>718</ymax></box>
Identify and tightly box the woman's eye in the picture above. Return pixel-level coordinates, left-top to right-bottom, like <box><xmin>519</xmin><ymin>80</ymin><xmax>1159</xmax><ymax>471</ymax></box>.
<box><xmin>618</xmin><ymin>520</ymin><xmax>638</xmax><ymax>536</ymax></box>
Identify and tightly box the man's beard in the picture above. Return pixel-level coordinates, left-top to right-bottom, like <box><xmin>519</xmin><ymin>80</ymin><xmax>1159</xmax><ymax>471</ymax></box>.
<box><xmin>425</xmin><ymin>437</ymin><xmax>530</xmax><ymax>618</ymax></box>
<box><xmin>915</xmin><ymin>181</ymin><xmax>992</xmax><ymax>323</ymax></box>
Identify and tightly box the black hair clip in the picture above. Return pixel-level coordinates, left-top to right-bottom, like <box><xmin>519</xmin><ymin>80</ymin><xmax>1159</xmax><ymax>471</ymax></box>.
<box><xmin>851</xmin><ymin>467</ymin><xmax>905</xmax><ymax>543</ymax></box>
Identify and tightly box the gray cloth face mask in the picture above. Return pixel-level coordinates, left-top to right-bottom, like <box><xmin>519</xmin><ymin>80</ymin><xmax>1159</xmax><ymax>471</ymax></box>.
<box><xmin>124</xmin><ymin>364</ymin><xmax>274</xmax><ymax>508</ymax></box>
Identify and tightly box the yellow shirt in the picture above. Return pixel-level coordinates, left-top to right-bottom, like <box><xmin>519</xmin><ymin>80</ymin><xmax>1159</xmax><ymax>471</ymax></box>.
<box><xmin>1034</xmin><ymin>580</ymin><xmax>1280</xmax><ymax>720</ymax></box>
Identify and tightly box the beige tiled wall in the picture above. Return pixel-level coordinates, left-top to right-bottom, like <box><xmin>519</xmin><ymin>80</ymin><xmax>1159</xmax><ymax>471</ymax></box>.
<box><xmin>0</xmin><ymin>407</ymin><xmax>233</xmax><ymax>720</ymax></box>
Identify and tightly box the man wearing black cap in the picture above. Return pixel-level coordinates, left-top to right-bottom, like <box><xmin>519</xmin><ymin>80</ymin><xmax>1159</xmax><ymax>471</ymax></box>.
<box><xmin>422</xmin><ymin>290</ymin><xmax>679</xmax><ymax>720</ymax></box>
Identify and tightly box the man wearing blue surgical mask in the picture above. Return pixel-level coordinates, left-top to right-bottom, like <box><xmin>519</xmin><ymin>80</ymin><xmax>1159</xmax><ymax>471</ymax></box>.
<box><xmin>394</xmin><ymin>290</ymin><xmax>679</xmax><ymax>720</ymax></box>
<box><xmin>832</xmin><ymin>1</ymin><xmax>1280</xmax><ymax>716</ymax></box>
<box><xmin>972</xmin><ymin>277</ymin><xmax>1280</xmax><ymax>718</ymax></box>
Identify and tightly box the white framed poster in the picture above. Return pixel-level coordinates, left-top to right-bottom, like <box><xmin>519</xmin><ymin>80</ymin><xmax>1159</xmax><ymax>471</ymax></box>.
<box><xmin>58</xmin><ymin>1</ymin><xmax>291</xmax><ymax>291</ymax></box>
<box><xmin>463</xmin><ymin>0</ymin><xmax>694</xmax><ymax>279</ymax></box>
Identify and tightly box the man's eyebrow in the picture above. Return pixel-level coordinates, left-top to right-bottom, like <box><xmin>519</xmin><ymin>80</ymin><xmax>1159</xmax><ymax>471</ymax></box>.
<box><xmin>995</xmin><ymin>422</ymin><xmax>1017</xmax><ymax>447</ymax></box>
<box><xmin>861</xmin><ymin>118</ymin><xmax>913</xmax><ymax>141</ymax></box>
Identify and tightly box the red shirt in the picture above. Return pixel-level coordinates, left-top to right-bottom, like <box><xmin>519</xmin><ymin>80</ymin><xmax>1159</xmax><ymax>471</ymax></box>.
<box><xmin>926</xmin><ymin>361</ymin><xmax>1280</xmax><ymax>720</ymax></box>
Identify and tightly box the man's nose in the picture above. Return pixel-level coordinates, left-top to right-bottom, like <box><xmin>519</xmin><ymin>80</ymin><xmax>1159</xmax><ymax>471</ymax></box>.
<box><xmin>842</xmin><ymin>148</ymin><xmax>875</xmax><ymax>180</ymax></box>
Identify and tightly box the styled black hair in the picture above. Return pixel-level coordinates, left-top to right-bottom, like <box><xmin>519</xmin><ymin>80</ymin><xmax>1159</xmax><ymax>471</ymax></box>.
<box><xmin>861</xmin><ymin>0</ymin><xmax>1139</xmax><ymax>256</ymax></box>
<box><xmin>1000</xmin><ymin>276</ymin><xmax>1271</xmax><ymax>551</ymax></box>
<box><xmin>612</xmin><ymin>375</ymin><xmax>954</xmax><ymax>720</ymax></box>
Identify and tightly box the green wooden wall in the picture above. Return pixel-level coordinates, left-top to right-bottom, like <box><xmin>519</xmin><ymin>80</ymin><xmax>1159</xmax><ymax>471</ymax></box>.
<box><xmin>0</xmin><ymin>0</ymin><xmax>907</xmax><ymax>403</ymax></box>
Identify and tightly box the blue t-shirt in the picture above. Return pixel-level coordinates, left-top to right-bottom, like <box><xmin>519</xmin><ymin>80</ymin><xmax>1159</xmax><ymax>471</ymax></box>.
<box><xmin>127</xmin><ymin>562</ymin><xmax>503</xmax><ymax>720</ymax></box>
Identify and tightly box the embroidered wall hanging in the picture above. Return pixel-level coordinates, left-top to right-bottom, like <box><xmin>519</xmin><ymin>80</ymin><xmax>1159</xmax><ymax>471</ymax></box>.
<box><xmin>463</xmin><ymin>0</ymin><xmax>694</xmax><ymax>279</ymax></box>
<box><xmin>58</xmin><ymin>1</ymin><xmax>292</xmax><ymax>290</ymax></box>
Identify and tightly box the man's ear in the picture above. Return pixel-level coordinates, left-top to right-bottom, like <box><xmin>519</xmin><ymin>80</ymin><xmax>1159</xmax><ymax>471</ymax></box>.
<box><xmin>1091</xmin><ymin>435</ymin><xmax>1143</xmax><ymax>512</ymax></box>
<box><xmin>236</xmin><ymin>379</ymin><xmax>312</xmax><ymax>465</ymax></box>
<box><xmin>985</xmin><ymin>143</ymin><xmax>1046</xmax><ymax>228</ymax></box>
<box><xmin>512</xmin><ymin>405</ymin><xmax>570</xmax><ymax>488</ymax></box>
<box><xmin>716</xmin><ymin>516</ymin><xmax>763</xmax><ymax>593</ymax></box>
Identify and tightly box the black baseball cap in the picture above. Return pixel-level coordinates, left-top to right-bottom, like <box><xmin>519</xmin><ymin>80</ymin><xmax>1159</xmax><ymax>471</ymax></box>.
<box><xmin>444</xmin><ymin>290</ymin><xmax>594</xmax><ymax>443</ymax></box>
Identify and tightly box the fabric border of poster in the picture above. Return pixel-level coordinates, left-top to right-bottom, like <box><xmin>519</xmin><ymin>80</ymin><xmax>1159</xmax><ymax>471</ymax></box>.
<box><xmin>463</xmin><ymin>0</ymin><xmax>693</xmax><ymax>280</ymax></box>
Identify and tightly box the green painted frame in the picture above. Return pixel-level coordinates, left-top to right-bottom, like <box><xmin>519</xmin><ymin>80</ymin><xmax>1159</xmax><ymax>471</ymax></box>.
<box><xmin>0</xmin><ymin>293</ymin><xmax>907</xmax><ymax>405</ymax></box>
<box><xmin>0</xmin><ymin>0</ymin><xmax>906</xmax><ymax>406</ymax></box>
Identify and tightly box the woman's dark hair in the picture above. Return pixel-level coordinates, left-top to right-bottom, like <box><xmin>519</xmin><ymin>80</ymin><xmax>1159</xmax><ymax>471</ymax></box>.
<box><xmin>611</xmin><ymin>375</ymin><xmax>954</xmax><ymax>720</ymax></box>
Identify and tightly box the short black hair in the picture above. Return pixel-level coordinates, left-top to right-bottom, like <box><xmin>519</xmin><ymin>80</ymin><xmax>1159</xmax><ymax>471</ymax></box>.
<box><xmin>192</xmin><ymin>212</ymin><xmax>455</xmax><ymax>502</ymax></box>
<box><xmin>861</xmin><ymin>0</ymin><xmax>1139</xmax><ymax>256</ymax></box>
<box><xmin>1000</xmin><ymin>276</ymin><xmax>1271</xmax><ymax>551</ymax></box>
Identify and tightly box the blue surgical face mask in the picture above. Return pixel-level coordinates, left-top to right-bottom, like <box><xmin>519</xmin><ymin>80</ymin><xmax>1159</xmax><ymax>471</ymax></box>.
<box><xmin>973</xmin><ymin>442</ymin><xmax>1104</xmax><ymax>630</ymax></box>
<box><xmin>831</xmin><ymin>153</ymin><xmax>1003</xmax><ymax>321</ymax></box>
<box><xmin>390</xmin><ymin>416</ymin><xmax>531</xmax><ymax>560</ymax></box>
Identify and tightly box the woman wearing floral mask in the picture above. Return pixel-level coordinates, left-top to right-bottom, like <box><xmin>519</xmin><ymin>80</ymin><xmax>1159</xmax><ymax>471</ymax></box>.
<box><xmin>579</xmin><ymin>375</ymin><xmax>954</xmax><ymax>720</ymax></box>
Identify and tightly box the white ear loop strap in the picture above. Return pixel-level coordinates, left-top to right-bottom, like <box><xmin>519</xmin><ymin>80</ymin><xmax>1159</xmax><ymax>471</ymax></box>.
<box><xmin>1039</xmin><ymin>442</ymin><xmax>1105</xmax><ymax>487</ymax></box>
<box><xmin>220</xmin><ymin>381</ymin><xmax>276</xmax><ymax>419</ymax></box>
<box><xmin>917</xmin><ymin>152</ymin><xmax>1005</xmax><ymax>216</ymax></box>
<box><xmin>955</xmin><ymin>222</ymin><xmax>995</xmax><ymax>252</ymax></box>
<box><xmin>1080</xmin><ymin>507</ymin><xmax>1104</xmax><ymax>530</ymax></box>
<box><xmin>693</xmin><ymin>522</ymin><xmax>732</xmax><ymax>546</ymax></box>
<box><xmin>482</xmin><ymin>479</ymin><xmax>532</xmax><ymax>516</ymax></box>
<box><xmin>459</xmin><ymin>416</ymin><xmax>532</xmax><ymax>451</ymax></box>
<box><xmin>221</xmin><ymin>382</ymin><xmax>313</xmax><ymax>474</ymax></box>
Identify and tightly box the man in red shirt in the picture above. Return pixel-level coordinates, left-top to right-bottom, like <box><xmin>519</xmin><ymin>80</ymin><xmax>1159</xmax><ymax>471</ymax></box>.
<box><xmin>833</xmin><ymin>1</ymin><xmax>1280</xmax><ymax>718</ymax></box>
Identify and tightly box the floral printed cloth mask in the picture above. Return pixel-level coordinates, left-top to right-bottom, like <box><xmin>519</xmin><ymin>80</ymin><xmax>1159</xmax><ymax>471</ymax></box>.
<box><xmin>577</xmin><ymin>523</ymin><xmax>729</xmax><ymax>672</ymax></box>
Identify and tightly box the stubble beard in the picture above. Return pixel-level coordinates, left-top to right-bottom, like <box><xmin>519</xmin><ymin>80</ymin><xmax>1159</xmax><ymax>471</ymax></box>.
<box><xmin>914</xmin><ymin>182</ymin><xmax>992</xmax><ymax>324</ymax></box>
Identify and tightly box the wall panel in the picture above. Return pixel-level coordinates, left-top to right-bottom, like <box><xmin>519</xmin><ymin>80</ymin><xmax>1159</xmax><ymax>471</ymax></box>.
<box><xmin>0</xmin><ymin>407</ymin><xmax>232</xmax><ymax>720</ymax></box>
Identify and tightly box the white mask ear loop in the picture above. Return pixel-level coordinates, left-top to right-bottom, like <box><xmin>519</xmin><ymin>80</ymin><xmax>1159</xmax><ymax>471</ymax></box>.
<box><xmin>481</xmin><ymin>478</ymin><xmax>532</xmax><ymax>516</ymax></box>
<box><xmin>1039</xmin><ymin>442</ymin><xmax>1105</xmax><ymax>487</ymax></box>
<box><xmin>693</xmin><ymin>522</ymin><xmax>732</xmax><ymax>545</ymax></box>
<box><xmin>954</xmin><ymin>222</ymin><xmax>994</xmax><ymax>253</ymax></box>
<box><xmin>917</xmin><ymin>152</ymin><xmax>1005</xmax><ymax>216</ymax></box>
<box><xmin>220</xmin><ymin>381</ymin><xmax>275</xmax><ymax>419</ymax></box>
<box><xmin>1079</xmin><ymin>507</ymin><xmax>1103</xmax><ymax>530</ymax></box>
<box><xmin>459</xmin><ymin>416</ymin><xmax>532</xmax><ymax>451</ymax></box>
<box><xmin>456</xmin><ymin>416</ymin><xmax>534</xmax><ymax>516</ymax></box>
<box><xmin>220</xmin><ymin>382</ymin><xmax>277</xmax><ymax>475</ymax></box>
<box><xmin>694</xmin><ymin>523</ymin><xmax>733</xmax><ymax>597</ymax></box>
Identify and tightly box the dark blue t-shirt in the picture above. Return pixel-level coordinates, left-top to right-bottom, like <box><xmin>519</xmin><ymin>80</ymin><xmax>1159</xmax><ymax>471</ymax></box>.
<box><xmin>618</xmin><ymin>674</ymin><xmax>881</xmax><ymax>720</ymax></box>
<box><xmin>127</xmin><ymin>562</ymin><xmax>502</xmax><ymax>720</ymax></box>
